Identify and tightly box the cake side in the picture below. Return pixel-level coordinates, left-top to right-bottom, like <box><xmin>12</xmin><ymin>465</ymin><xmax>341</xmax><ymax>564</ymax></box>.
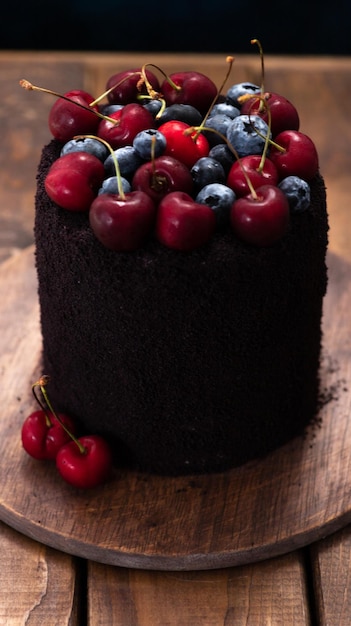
<box><xmin>34</xmin><ymin>140</ymin><xmax>328</xmax><ymax>475</ymax></box>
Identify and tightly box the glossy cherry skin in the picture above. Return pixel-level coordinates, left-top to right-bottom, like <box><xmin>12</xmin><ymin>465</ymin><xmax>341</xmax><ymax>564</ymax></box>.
<box><xmin>227</xmin><ymin>155</ymin><xmax>279</xmax><ymax>197</ymax></box>
<box><xmin>160</xmin><ymin>71</ymin><xmax>218</xmax><ymax>114</ymax></box>
<box><xmin>240</xmin><ymin>92</ymin><xmax>300</xmax><ymax>137</ymax></box>
<box><xmin>21</xmin><ymin>410</ymin><xmax>76</xmax><ymax>460</ymax></box>
<box><xmin>45</xmin><ymin>152</ymin><xmax>105</xmax><ymax>211</ymax></box>
<box><xmin>132</xmin><ymin>155</ymin><xmax>193</xmax><ymax>204</ymax></box>
<box><xmin>89</xmin><ymin>191</ymin><xmax>156</xmax><ymax>251</ymax></box>
<box><xmin>156</xmin><ymin>191</ymin><xmax>216</xmax><ymax>251</ymax></box>
<box><xmin>97</xmin><ymin>103</ymin><xmax>155</xmax><ymax>149</ymax></box>
<box><xmin>106</xmin><ymin>68</ymin><xmax>160</xmax><ymax>104</ymax></box>
<box><xmin>48</xmin><ymin>91</ymin><xmax>100</xmax><ymax>142</ymax></box>
<box><xmin>231</xmin><ymin>184</ymin><xmax>290</xmax><ymax>246</ymax></box>
<box><xmin>56</xmin><ymin>435</ymin><xmax>113</xmax><ymax>489</ymax></box>
<box><xmin>269</xmin><ymin>130</ymin><xmax>319</xmax><ymax>181</ymax></box>
<box><xmin>157</xmin><ymin>121</ymin><xmax>209</xmax><ymax>168</ymax></box>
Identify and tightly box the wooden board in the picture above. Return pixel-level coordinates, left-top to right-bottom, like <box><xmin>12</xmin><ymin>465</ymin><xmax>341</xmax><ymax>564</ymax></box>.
<box><xmin>0</xmin><ymin>245</ymin><xmax>350</xmax><ymax>571</ymax></box>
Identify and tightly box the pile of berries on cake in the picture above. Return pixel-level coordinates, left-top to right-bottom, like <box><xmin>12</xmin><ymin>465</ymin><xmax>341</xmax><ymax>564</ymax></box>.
<box><xmin>24</xmin><ymin>48</ymin><xmax>319</xmax><ymax>253</ymax></box>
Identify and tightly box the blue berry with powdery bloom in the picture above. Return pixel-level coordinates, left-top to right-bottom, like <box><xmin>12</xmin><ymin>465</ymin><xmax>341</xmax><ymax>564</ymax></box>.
<box><xmin>133</xmin><ymin>128</ymin><xmax>166</xmax><ymax>159</ymax></box>
<box><xmin>196</xmin><ymin>183</ymin><xmax>236</xmax><ymax>228</ymax></box>
<box><xmin>226</xmin><ymin>114</ymin><xmax>271</xmax><ymax>158</ymax></box>
<box><xmin>104</xmin><ymin>145</ymin><xmax>144</xmax><ymax>179</ymax></box>
<box><xmin>278</xmin><ymin>176</ymin><xmax>311</xmax><ymax>212</ymax></box>
<box><xmin>98</xmin><ymin>176</ymin><xmax>131</xmax><ymax>195</ymax></box>
<box><xmin>226</xmin><ymin>82</ymin><xmax>261</xmax><ymax>108</ymax></box>
<box><xmin>203</xmin><ymin>114</ymin><xmax>233</xmax><ymax>146</ymax></box>
<box><xmin>210</xmin><ymin>102</ymin><xmax>240</xmax><ymax>119</ymax></box>
<box><xmin>61</xmin><ymin>137</ymin><xmax>109</xmax><ymax>162</ymax></box>
<box><xmin>157</xmin><ymin>103</ymin><xmax>203</xmax><ymax>126</ymax></box>
<box><xmin>191</xmin><ymin>156</ymin><xmax>226</xmax><ymax>192</ymax></box>
<box><xmin>209</xmin><ymin>144</ymin><xmax>236</xmax><ymax>175</ymax></box>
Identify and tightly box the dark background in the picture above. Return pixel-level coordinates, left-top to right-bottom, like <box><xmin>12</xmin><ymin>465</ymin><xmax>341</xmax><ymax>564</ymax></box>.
<box><xmin>1</xmin><ymin>1</ymin><xmax>349</xmax><ymax>55</ymax></box>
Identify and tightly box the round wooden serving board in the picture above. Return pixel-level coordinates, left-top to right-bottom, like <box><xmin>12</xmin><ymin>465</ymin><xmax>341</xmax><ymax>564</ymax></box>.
<box><xmin>0</xmin><ymin>246</ymin><xmax>350</xmax><ymax>571</ymax></box>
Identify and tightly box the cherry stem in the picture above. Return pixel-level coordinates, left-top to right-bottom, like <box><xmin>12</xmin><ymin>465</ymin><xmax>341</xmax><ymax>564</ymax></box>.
<box><xmin>142</xmin><ymin>63</ymin><xmax>182</xmax><ymax>93</ymax></box>
<box><xmin>32</xmin><ymin>375</ymin><xmax>86</xmax><ymax>454</ymax></box>
<box><xmin>198</xmin><ymin>55</ymin><xmax>235</xmax><ymax>137</ymax></box>
<box><xmin>251</xmin><ymin>38</ymin><xmax>265</xmax><ymax>112</ymax></box>
<box><xmin>19</xmin><ymin>79</ymin><xmax>117</xmax><ymax>125</ymax></box>
<box><xmin>75</xmin><ymin>134</ymin><xmax>126</xmax><ymax>200</ymax></box>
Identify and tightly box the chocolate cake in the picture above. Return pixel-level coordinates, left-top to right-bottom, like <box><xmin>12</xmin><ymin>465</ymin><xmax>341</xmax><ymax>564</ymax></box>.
<box><xmin>34</xmin><ymin>139</ymin><xmax>328</xmax><ymax>476</ymax></box>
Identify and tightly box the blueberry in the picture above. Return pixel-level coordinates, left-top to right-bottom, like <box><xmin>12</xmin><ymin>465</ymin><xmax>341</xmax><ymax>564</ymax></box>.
<box><xmin>226</xmin><ymin>82</ymin><xmax>261</xmax><ymax>108</ymax></box>
<box><xmin>99</xmin><ymin>103</ymin><xmax>124</xmax><ymax>116</ymax></box>
<box><xmin>191</xmin><ymin>157</ymin><xmax>226</xmax><ymax>192</ymax></box>
<box><xmin>133</xmin><ymin>128</ymin><xmax>166</xmax><ymax>159</ymax></box>
<box><xmin>141</xmin><ymin>99</ymin><xmax>163</xmax><ymax>117</ymax></box>
<box><xmin>203</xmin><ymin>114</ymin><xmax>233</xmax><ymax>146</ymax></box>
<box><xmin>157</xmin><ymin>103</ymin><xmax>203</xmax><ymax>126</ymax></box>
<box><xmin>104</xmin><ymin>145</ymin><xmax>144</xmax><ymax>179</ymax></box>
<box><xmin>209</xmin><ymin>102</ymin><xmax>240</xmax><ymax>119</ymax></box>
<box><xmin>278</xmin><ymin>176</ymin><xmax>311</xmax><ymax>212</ymax></box>
<box><xmin>196</xmin><ymin>183</ymin><xmax>236</xmax><ymax>228</ymax></box>
<box><xmin>209</xmin><ymin>144</ymin><xmax>236</xmax><ymax>175</ymax></box>
<box><xmin>60</xmin><ymin>137</ymin><xmax>109</xmax><ymax>162</ymax></box>
<box><xmin>226</xmin><ymin>115</ymin><xmax>271</xmax><ymax>157</ymax></box>
<box><xmin>98</xmin><ymin>176</ymin><xmax>131</xmax><ymax>195</ymax></box>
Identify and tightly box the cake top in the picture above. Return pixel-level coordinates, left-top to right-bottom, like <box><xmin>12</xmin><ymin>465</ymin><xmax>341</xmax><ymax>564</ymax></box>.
<box><xmin>21</xmin><ymin>40</ymin><xmax>320</xmax><ymax>254</ymax></box>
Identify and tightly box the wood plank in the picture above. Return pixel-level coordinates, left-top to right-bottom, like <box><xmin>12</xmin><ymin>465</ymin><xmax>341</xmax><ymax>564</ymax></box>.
<box><xmin>0</xmin><ymin>521</ymin><xmax>81</xmax><ymax>625</ymax></box>
<box><xmin>310</xmin><ymin>526</ymin><xmax>351</xmax><ymax>625</ymax></box>
<box><xmin>88</xmin><ymin>551</ymin><xmax>311</xmax><ymax>625</ymax></box>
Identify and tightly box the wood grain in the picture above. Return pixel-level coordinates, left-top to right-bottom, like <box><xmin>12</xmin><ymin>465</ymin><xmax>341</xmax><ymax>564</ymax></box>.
<box><xmin>0</xmin><ymin>245</ymin><xmax>350</xmax><ymax>571</ymax></box>
<box><xmin>311</xmin><ymin>527</ymin><xmax>351</xmax><ymax>626</ymax></box>
<box><xmin>88</xmin><ymin>551</ymin><xmax>311</xmax><ymax>625</ymax></box>
<box><xmin>0</xmin><ymin>521</ymin><xmax>80</xmax><ymax>625</ymax></box>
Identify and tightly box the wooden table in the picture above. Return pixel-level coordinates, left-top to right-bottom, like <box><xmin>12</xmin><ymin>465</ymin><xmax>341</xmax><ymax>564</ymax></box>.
<box><xmin>1</xmin><ymin>51</ymin><xmax>351</xmax><ymax>625</ymax></box>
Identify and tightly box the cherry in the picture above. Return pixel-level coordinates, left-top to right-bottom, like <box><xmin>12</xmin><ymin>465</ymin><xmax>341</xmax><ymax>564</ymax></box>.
<box><xmin>269</xmin><ymin>130</ymin><xmax>319</xmax><ymax>181</ymax></box>
<box><xmin>131</xmin><ymin>154</ymin><xmax>193</xmax><ymax>204</ymax></box>
<box><xmin>89</xmin><ymin>190</ymin><xmax>156</xmax><ymax>251</ymax></box>
<box><xmin>56</xmin><ymin>435</ymin><xmax>113</xmax><ymax>489</ymax></box>
<box><xmin>227</xmin><ymin>155</ymin><xmax>279</xmax><ymax>197</ymax></box>
<box><xmin>157</xmin><ymin>120</ymin><xmax>209</xmax><ymax>168</ymax></box>
<box><xmin>156</xmin><ymin>191</ymin><xmax>216</xmax><ymax>251</ymax></box>
<box><xmin>105</xmin><ymin>67</ymin><xmax>160</xmax><ymax>104</ymax></box>
<box><xmin>45</xmin><ymin>151</ymin><xmax>105</xmax><ymax>211</ymax></box>
<box><xmin>48</xmin><ymin>90</ymin><xmax>100</xmax><ymax>142</ymax></box>
<box><xmin>240</xmin><ymin>92</ymin><xmax>300</xmax><ymax>137</ymax></box>
<box><xmin>21</xmin><ymin>410</ymin><xmax>76</xmax><ymax>460</ymax></box>
<box><xmin>160</xmin><ymin>71</ymin><xmax>218</xmax><ymax>114</ymax></box>
<box><xmin>97</xmin><ymin>103</ymin><xmax>155</xmax><ymax>149</ymax></box>
<box><xmin>231</xmin><ymin>184</ymin><xmax>290</xmax><ymax>246</ymax></box>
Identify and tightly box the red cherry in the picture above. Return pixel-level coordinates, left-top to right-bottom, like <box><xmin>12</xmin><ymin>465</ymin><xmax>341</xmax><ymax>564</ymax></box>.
<box><xmin>106</xmin><ymin>68</ymin><xmax>160</xmax><ymax>104</ymax></box>
<box><xmin>269</xmin><ymin>130</ymin><xmax>319</xmax><ymax>181</ymax></box>
<box><xmin>45</xmin><ymin>152</ymin><xmax>105</xmax><ymax>211</ymax></box>
<box><xmin>157</xmin><ymin>121</ymin><xmax>209</xmax><ymax>168</ymax></box>
<box><xmin>21</xmin><ymin>410</ymin><xmax>76</xmax><ymax>460</ymax></box>
<box><xmin>231</xmin><ymin>184</ymin><xmax>290</xmax><ymax>246</ymax></box>
<box><xmin>131</xmin><ymin>155</ymin><xmax>193</xmax><ymax>204</ymax></box>
<box><xmin>240</xmin><ymin>92</ymin><xmax>300</xmax><ymax>137</ymax></box>
<box><xmin>97</xmin><ymin>103</ymin><xmax>155</xmax><ymax>149</ymax></box>
<box><xmin>227</xmin><ymin>155</ymin><xmax>279</xmax><ymax>197</ymax></box>
<box><xmin>160</xmin><ymin>71</ymin><xmax>218</xmax><ymax>114</ymax></box>
<box><xmin>89</xmin><ymin>191</ymin><xmax>156</xmax><ymax>251</ymax></box>
<box><xmin>56</xmin><ymin>435</ymin><xmax>113</xmax><ymax>489</ymax></box>
<box><xmin>48</xmin><ymin>91</ymin><xmax>100</xmax><ymax>142</ymax></box>
<box><xmin>156</xmin><ymin>190</ymin><xmax>216</xmax><ymax>251</ymax></box>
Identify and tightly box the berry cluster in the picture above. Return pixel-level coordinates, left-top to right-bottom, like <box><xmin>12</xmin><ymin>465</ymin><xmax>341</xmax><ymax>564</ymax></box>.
<box><xmin>21</xmin><ymin>377</ymin><xmax>113</xmax><ymax>489</ymax></box>
<box><xmin>21</xmin><ymin>45</ymin><xmax>319</xmax><ymax>251</ymax></box>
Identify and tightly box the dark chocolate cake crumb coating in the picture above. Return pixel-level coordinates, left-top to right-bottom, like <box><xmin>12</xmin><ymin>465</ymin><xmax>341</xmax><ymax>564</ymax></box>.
<box><xmin>35</xmin><ymin>140</ymin><xmax>329</xmax><ymax>475</ymax></box>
